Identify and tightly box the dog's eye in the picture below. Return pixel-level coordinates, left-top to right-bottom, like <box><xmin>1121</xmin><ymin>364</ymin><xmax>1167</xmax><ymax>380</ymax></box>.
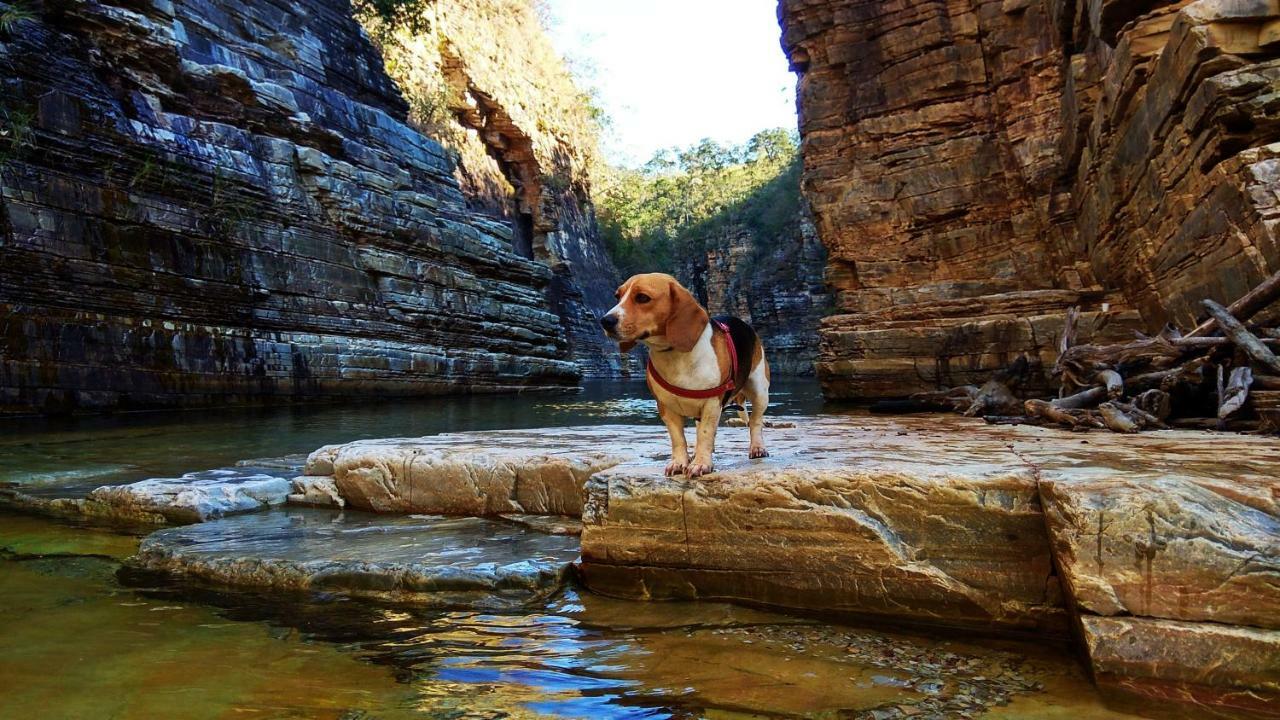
<box><xmin>634</xmin><ymin>293</ymin><xmax>650</xmax><ymax>304</ymax></box>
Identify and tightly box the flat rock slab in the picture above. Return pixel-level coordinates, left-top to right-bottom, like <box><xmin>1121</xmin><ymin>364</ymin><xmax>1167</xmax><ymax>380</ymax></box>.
<box><xmin>128</xmin><ymin>508</ymin><xmax>581</xmax><ymax>609</ymax></box>
<box><xmin>301</xmin><ymin>427</ymin><xmax>667</xmax><ymax>516</ymax></box>
<box><xmin>88</xmin><ymin>467</ymin><xmax>295</xmax><ymax>524</ymax></box>
<box><xmin>579</xmin><ymin>417</ymin><xmax>1066</xmax><ymax>633</ymax></box>
<box><xmin>1082</xmin><ymin>615</ymin><xmax>1280</xmax><ymax>716</ymax></box>
<box><xmin>299</xmin><ymin>416</ymin><xmax>1279</xmax><ymax>705</ymax></box>
<box><xmin>574</xmin><ymin>417</ymin><xmax>1279</xmax><ymax>634</ymax></box>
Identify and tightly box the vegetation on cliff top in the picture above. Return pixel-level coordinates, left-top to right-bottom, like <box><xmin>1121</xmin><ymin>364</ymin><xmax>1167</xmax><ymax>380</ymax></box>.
<box><xmin>597</xmin><ymin>129</ymin><xmax>801</xmax><ymax>277</ymax></box>
<box><xmin>354</xmin><ymin>0</ymin><xmax>604</xmax><ymax>211</ymax></box>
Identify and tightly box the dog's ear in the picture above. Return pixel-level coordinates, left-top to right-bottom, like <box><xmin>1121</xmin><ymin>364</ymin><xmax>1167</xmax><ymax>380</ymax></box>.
<box><xmin>664</xmin><ymin>279</ymin><xmax>708</xmax><ymax>352</ymax></box>
<box><xmin>619</xmin><ymin>340</ymin><xmax>636</xmax><ymax>352</ymax></box>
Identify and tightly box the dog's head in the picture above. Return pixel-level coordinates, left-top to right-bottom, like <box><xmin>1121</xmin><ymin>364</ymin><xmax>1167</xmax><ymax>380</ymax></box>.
<box><xmin>599</xmin><ymin>273</ymin><xmax>708</xmax><ymax>353</ymax></box>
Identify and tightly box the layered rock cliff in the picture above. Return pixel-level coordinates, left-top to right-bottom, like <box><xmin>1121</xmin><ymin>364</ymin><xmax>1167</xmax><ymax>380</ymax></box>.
<box><xmin>780</xmin><ymin>0</ymin><xmax>1280</xmax><ymax>398</ymax></box>
<box><xmin>679</xmin><ymin>199</ymin><xmax>830</xmax><ymax>375</ymax></box>
<box><xmin>0</xmin><ymin>0</ymin><xmax>620</xmax><ymax>414</ymax></box>
<box><xmin>359</xmin><ymin>0</ymin><xmax>629</xmax><ymax>377</ymax></box>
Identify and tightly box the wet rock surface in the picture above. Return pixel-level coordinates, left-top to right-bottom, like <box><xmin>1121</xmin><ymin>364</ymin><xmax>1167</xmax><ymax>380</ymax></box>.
<box><xmin>128</xmin><ymin>508</ymin><xmax>581</xmax><ymax>609</ymax></box>
<box><xmin>1081</xmin><ymin>615</ymin><xmax>1280</xmax><ymax>715</ymax></box>
<box><xmin>87</xmin><ymin>467</ymin><xmax>295</xmax><ymax>524</ymax></box>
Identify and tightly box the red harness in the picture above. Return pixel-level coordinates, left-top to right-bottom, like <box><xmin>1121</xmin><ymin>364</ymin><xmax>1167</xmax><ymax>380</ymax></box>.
<box><xmin>646</xmin><ymin>319</ymin><xmax>739</xmax><ymax>400</ymax></box>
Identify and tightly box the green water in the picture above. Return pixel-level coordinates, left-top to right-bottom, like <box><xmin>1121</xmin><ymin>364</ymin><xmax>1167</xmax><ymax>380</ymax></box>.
<box><xmin>0</xmin><ymin>381</ymin><xmax>1150</xmax><ymax>719</ymax></box>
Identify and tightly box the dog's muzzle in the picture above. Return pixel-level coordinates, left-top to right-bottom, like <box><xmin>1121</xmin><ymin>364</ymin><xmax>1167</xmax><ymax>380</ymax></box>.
<box><xmin>599</xmin><ymin>314</ymin><xmax>619</xmax><ymax>333</ymax></box>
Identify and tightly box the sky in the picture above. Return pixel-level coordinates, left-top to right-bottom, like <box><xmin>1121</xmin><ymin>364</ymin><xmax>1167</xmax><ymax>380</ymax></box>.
<box><xmin>545</xmin><ymin>0</ymin><xmax>798</xmax><ymax>168</ymax></box>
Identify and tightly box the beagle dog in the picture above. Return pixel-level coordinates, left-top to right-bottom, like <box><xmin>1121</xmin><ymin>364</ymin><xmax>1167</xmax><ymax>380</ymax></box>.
<box><xmin>600</xmin><ymin>273</ymin><xmax>770</xmax><ymax>478</ymax></box>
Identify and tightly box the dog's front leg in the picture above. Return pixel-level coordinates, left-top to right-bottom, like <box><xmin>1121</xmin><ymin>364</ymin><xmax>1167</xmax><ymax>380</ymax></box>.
<box><xmin>658</xmin><ymin>400</ymin><xmax>689</xmax><ymax>476</ymax></box>
<box><xmin>687</xmin><ymin>401</ymin><xmax>722</xmax><ymax>478</ymax></box>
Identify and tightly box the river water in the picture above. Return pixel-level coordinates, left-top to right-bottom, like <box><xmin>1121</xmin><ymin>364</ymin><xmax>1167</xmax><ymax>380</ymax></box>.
<box><xmin>0</xmin><ymin>381</ymin><xmax>1149</xmax><ymax>719</ymax></box>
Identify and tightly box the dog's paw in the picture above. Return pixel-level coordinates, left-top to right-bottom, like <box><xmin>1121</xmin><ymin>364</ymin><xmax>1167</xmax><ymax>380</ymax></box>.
<box><xmin>664</xmin><ymin>460</ymin><xmax>687</xmax><ymax>476</ymax></box>
<box><xmin>749</xmin><ymin>446</ymin><xmax>770</xmax><ymax>459</ymax></box>
<box><xmin>686</xmin><ymin>462</ymin><xmax>713</xmax><ymax>478</ymax></box>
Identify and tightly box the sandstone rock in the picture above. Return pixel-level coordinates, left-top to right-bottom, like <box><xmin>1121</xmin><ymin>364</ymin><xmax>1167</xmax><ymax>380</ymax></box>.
<box><xmin>287</xmin><ymin>475</ymin><xmax>344</xmax><ymax>509</ymax></box>
<box><xmin>780</xmin><ymin>0</ymin><xmax>1280</xmax><ymax>398</ymax></box>
<box><xmin>302</xmin><ymin>427</ymin><xmax>658</xmax><ymax>516</ymax></box>
<box><xmin>1082</xmin><ymin>616</ymin><xmax>1280</xmax><ymax>715</ymax></box>
<box><xmin>1041</xmin><ymin>465</ymin><xmax>1280</xmax><ymax>629</ymax></box>
<box><xmin>577</xmin><ymin>415</ymin><xmax>1280</xmax><ymax>639</ymax></box>
<box><xmin>579</xmin><ymin>418</ymin><xmax>1068</xmax><ymax>633</ymax></box>
<box><xmin>128</xmin><ymin>508</ymin><xmax>581</xmax><ymax>608</ymax></box>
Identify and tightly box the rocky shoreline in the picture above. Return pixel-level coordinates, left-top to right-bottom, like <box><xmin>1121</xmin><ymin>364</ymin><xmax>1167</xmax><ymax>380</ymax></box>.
<box><xmin>3</xmin><ymin>415</ymin><xmax>1275</xmax><ymax>717</ymax></box>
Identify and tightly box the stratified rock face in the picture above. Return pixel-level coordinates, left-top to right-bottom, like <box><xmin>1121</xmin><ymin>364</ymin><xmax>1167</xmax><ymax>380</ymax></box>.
<box><xmin>361</xmin><ymin>0</ymin><xmax>632</xmax><ymax>378</ymax></box>
<box><xmin>682</xmin><ymin>204</ymin><xmax>830</xmax><ymax>375</ymax></box>
<box><xmin>0</xmin><ymin>0</ymin><xmax>590</xmax><ymax>414</ymax></box>
<box><xmin>779</xmin><ymin>0</ymin><xmax>1280</xmax><ymax>398</ymax></box>
<box><xmin>129</xmin><ymin>508</ymin><xmax>581</xmax><ymax>608</ymax></box>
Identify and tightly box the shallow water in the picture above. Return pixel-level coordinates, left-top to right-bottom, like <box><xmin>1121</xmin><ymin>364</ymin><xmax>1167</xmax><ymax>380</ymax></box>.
<box><xmin>0</xmin><ymin>381</ymin><xmax>1153</xmax><ymax>718</ymax></box>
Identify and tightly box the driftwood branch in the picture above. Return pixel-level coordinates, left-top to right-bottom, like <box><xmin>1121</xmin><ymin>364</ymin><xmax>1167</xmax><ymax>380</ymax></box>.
<box><xmin>1218</xmin><ymin>366</ymin><xmax>1253</xmax><ymax>421</ymax></box>
<box><xmin>1052</xmin><ymin>385</ymin><xmax>1107</xmax><ymax>409</ymax></box>
<box><xmin>1202</xmin><ymin>299</ymin><xmax>1280</xmax><ymax>374</ymax></box>
<box><xmin>1186</xmin><ymin>269</ymin><xmax>1280</xmax><ymax>338</ymax></box>
<box><xmin>1096</xmin><ymin>369</ymin><xmax>1124</xmax><ymax>399</ymax></box>
<box><xmin>886</xmin><ymin>280</ymin><xmax>1277</xmax><ymax>433</ymax></box>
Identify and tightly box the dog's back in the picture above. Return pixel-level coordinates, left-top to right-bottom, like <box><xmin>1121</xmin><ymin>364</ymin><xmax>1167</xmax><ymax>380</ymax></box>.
<box><xmin>712</xmin><ymin>315</ymin><xmax>760</xmax><ymax>404</ymax></box>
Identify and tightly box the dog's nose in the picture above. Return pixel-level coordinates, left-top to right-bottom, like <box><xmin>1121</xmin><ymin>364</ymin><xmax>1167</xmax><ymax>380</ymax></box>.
<box><xmin>599</xmin><ymin>314</ymin><xmax>619</xmax><ymax>331</ymax></box>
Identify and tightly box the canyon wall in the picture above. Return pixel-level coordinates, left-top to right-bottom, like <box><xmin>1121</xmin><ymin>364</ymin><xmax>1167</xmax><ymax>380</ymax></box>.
<box><xmin>779</xmin><ymin>0</ymin><xmax>1280</xmax><ymax>398</ymax></box>
<box><xmin>0</xmin><ymin>0</ymin><xmax>618</xmax><ymax>414</ymax></box>
<box><xmin>679</xmin><ymin>201</ymin><xmax>830</xmax><ymax>375</ymax></box>
<box><xmin>360</xmin><ymin>0</ymin><xmax>630</xmax><ymax>377</ymax></box>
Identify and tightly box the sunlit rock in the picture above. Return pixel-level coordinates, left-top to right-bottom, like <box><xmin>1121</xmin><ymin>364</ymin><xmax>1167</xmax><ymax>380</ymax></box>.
<box><xmin>299</xmin><ymin>427</ymin><xmax>661</xmax><ymax>516</ymax></box>
<box><xmin>579</xmin><ymin>417</ymin><xmax>1067</xmax><ymax>633</ymax></box>
<box><xmin>128</xmin><ymin>508</ymin><xmax>581</xmax><ymax>608</ymax></box>
<box><xmin>1041</xmin><ymin>464</ymin><xmax>1280</xmax><ymax>628</ymax></box>
<box><xmin>287</xmin><ymin>476</ymin><xmax>344</xmax><ymax>509</ymax></box>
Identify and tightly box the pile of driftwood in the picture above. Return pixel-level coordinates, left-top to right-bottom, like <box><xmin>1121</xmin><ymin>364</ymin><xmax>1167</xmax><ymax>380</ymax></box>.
<box><xmin>879</xmin><ymin>270</ymin><xmax>1280</xmax><ymax>434</ymax></box>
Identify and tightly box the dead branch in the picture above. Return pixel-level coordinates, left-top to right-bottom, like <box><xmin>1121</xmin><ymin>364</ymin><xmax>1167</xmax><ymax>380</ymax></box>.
<box><xmin>1218</xmin><ymin>366</ymin><xmax>1253</xmax><ymax>421</ymax></box>
<box><xmin>1096</xmin><ymin>369</ymin><xmax>1124</xmax><ymax>399</ymax></box>
<box><xmin>963</xmin><ymin>379</ymin><xmax>1023</xmax><ymax>417</ymax></box>
<box><xmin>1052</xmin><ymin>385</ymin><xmax>1107</xmax><ymax>410</ymax></box>
<box><xmin>1202</xmin><ymin>299</ymin><xmax>1280</xmax><ymax>374</ymax></box>
<box><xmin>1098</xmin><ymin>402</ymin><xmax>1140</xmax><ymax>433</ymax></box>
<box><xmin>1057</xmin><ymin>336</ymin><xmax>1183</xmax><ymax>379</ymax></box>
<box><xmin>1132</xmin><ymin>389</ymin><xmax>1171</xmax><ymax>421</ymax></box>
<box><xmin>1186</xmin><ymin>268</ymin><xmax>1280</xmax><ymax>338</ymax></box>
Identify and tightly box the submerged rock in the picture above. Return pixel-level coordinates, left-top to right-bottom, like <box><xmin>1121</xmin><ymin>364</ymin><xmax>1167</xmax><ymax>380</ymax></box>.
<box><xmin>128</xmin><ymin>508</ymin><xmax>581</xmax><ymax>608</ymax></box>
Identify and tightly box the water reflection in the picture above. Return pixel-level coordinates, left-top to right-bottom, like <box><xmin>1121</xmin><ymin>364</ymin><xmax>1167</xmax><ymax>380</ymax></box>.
<box><xmin>0</xmin><ymin>379</ymin><xmax>825</xmax><ymax>493</ymax></box>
